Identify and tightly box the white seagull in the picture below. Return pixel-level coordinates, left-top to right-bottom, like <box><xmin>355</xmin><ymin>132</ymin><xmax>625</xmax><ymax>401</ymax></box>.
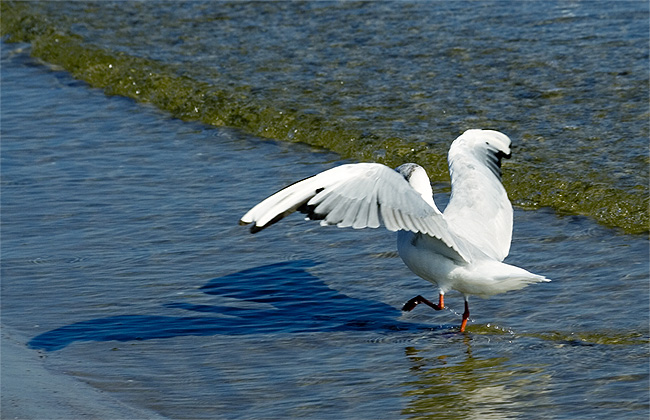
<box><xmin>240</xmin><ymin>129</ymin><xmax>549</xmax><ymax>332</ymax></box>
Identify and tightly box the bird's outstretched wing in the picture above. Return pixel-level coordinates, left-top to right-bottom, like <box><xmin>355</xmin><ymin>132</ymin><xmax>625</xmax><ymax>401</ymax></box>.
<box><xmin>444</xmin><ymin>129</ymin><xmax>514</xmax><ymax>261</ymax></box>
<box><xmin>240</xmin><ymin>162</ymin><xmax>471</xmax><ymax>262</ymax></box>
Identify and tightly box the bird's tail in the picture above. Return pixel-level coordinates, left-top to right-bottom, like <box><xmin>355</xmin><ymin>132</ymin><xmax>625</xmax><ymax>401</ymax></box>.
<box><xmin>492</xmin><ymin>262</ymin><xmax>550</xmax><ymax>293</ymax></box>
<box><xmin>467</xmin><ymin>260</ymin><xmax>550</xmax><ymax>297</ymax></box>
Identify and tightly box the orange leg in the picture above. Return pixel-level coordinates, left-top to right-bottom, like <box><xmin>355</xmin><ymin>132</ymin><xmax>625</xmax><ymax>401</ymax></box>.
<box><xmin>459</xmin><ymin>300</ymin><xmax>470</xmax><ymax>332</ymax></box>
<box><xmin>402</xmin><ymin>293</ymin><xmax>444</xmax><ymax>312</ymax></box>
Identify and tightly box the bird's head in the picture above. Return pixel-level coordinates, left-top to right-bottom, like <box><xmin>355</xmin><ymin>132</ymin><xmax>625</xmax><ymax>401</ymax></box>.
<box><xmin>395</xmin><ymin>163</ymin><xmax>436</xmax><ymax>208</ymax></box>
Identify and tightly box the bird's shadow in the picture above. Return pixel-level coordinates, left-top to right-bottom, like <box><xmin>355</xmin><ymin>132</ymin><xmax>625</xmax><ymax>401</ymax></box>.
<box><xmin>29</xmin><ymin>260</ymin><xmax>438</xmax><ymax>352</ymax></box>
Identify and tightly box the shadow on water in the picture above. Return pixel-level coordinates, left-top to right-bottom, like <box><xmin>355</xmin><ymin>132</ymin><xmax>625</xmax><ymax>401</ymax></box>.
<box><xmin>29</xmin><ymin>260</ymin><xmax>438</xmax><ymax>352</ymax></box>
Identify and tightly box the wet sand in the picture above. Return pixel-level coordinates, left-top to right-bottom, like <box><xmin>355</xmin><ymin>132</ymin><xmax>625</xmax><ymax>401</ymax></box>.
<box><xmin>1</xmin><ymin>326</ymin><xmax>166</xmax><ymax>420</ymax></box>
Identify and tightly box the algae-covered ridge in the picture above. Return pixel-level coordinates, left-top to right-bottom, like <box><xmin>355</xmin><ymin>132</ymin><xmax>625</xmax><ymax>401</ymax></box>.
<box><xmin>2</xmin><ymin>2</ymin><xmax>647</xmax><ymax>234</ymax></box>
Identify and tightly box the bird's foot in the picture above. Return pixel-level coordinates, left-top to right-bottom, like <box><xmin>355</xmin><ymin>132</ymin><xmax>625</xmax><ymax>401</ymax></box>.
<box><xmin>459</xmin><ymin>300</ymin><xmax>470</xmax><ymax>332</ymax></box>
<box><xmin>402</xmin><ymin>294</ymin><xmax>444</xmax><ymax>312</ymax></box>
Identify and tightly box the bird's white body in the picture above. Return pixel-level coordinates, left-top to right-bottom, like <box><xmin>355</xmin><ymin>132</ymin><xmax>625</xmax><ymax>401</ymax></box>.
<box><xmin>397</xmin><ymin>230</ymin><xmax>544</xmax><ymax>298</ymax></box>
<box><xmin>240</xmin><ymin>129</ymin><xmax>549</xmax><ymax>329</ymax></box>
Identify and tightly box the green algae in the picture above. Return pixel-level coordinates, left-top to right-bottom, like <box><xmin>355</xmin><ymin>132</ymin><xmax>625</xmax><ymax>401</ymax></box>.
<box><xmin>2</xmin><ymin>1</ymin><xmax>647</xmax><ymax>234</ymax></box>
<box><xmin>533</xmin><ymin>330</ymin><xmax>649</xmax><ymax>347</ymax></box>
<box><xmin>468</xmin><ymin>324</ymin><xmax>649</xmax><ymax>346</ymax></box>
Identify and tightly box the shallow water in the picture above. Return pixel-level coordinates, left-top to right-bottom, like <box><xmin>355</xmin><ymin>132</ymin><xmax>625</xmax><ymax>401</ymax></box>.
<box><xmin>2</xmin><ymin>0</ymin><xmax>648</xmax><ymax>232</ymax></box>
<box><xmin>2</xmin><ymin>41</ymin><xmax>648</xmax><ymax>419</ymax></box>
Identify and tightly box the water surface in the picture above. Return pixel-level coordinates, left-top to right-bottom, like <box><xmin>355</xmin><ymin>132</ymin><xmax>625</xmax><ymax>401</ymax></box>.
<box><xmin>2</xmin><ymin>40</ymin><xmax>648</xmax><ymax>419</ymax></box>
<box><xmin>2</xmin><ymin>0</ymin><xmax>648</xmax><ymax>232</ymax></box>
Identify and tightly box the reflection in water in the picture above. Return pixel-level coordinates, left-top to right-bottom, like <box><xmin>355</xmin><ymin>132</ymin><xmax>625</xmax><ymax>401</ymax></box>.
<box><xmin>402</xmin><ymin>337</ymin><xmax>541</xmax><ymax>420</ymax></box>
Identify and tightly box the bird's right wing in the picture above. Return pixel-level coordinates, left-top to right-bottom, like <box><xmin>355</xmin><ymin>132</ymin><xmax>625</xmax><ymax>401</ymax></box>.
<box><xmin>239</xmin><ymin>162</ymin><xmax>471</xmax><ymax>262</ymax></box>
<box><xmin>443</xmin><ymin>130</ymin><xmax>513</xmax><ymax>261</ymax></box>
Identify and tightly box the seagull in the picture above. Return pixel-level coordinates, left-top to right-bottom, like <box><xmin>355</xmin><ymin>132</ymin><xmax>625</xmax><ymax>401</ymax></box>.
<box><xmin>239</xmin><ymin>129</ymin><xmax>549</xmax><ymax>332</ymax></box>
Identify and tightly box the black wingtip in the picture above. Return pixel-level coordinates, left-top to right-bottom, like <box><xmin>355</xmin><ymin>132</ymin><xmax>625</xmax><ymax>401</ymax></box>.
<box><xmin>245</xmin><ymin>212</ymin><xmax>290</xmax><ymax>234</ymax></box>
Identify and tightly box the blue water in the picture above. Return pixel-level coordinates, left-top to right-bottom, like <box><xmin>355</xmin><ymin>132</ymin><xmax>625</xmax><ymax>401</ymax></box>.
<box><xmin>60</xmin><ymin>1</ymin><xmax>650</xmax><ymax>188</ymax></box>
<box><xmin>4</xmin><ymin>0</ymin><xmax>649</xmax><ymax>232</ymax></box>
<box><xmin>1</xmin><ymin>42</ymin><xmax>648</xmax><ymax>419</ymax></box>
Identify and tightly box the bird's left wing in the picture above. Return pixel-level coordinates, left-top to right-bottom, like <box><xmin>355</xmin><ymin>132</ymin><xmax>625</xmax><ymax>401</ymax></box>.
<box><xmin>239</xmin><ymin>162</ymin><xmax>471</xmax><ymax>261</ymax></box>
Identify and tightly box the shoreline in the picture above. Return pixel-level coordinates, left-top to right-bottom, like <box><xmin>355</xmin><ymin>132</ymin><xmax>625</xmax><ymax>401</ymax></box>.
<box><xmin>1</xmin><ymin>325</ymin><xmax>166</xmax><ymax>420</ymax></box>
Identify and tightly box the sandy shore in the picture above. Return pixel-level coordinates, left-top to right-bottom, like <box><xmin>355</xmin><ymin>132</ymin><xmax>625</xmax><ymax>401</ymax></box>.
<box><xmin>1</xmin><ymin>325</ymin><xmax>166</xmax><ymax>420</ymax></box>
